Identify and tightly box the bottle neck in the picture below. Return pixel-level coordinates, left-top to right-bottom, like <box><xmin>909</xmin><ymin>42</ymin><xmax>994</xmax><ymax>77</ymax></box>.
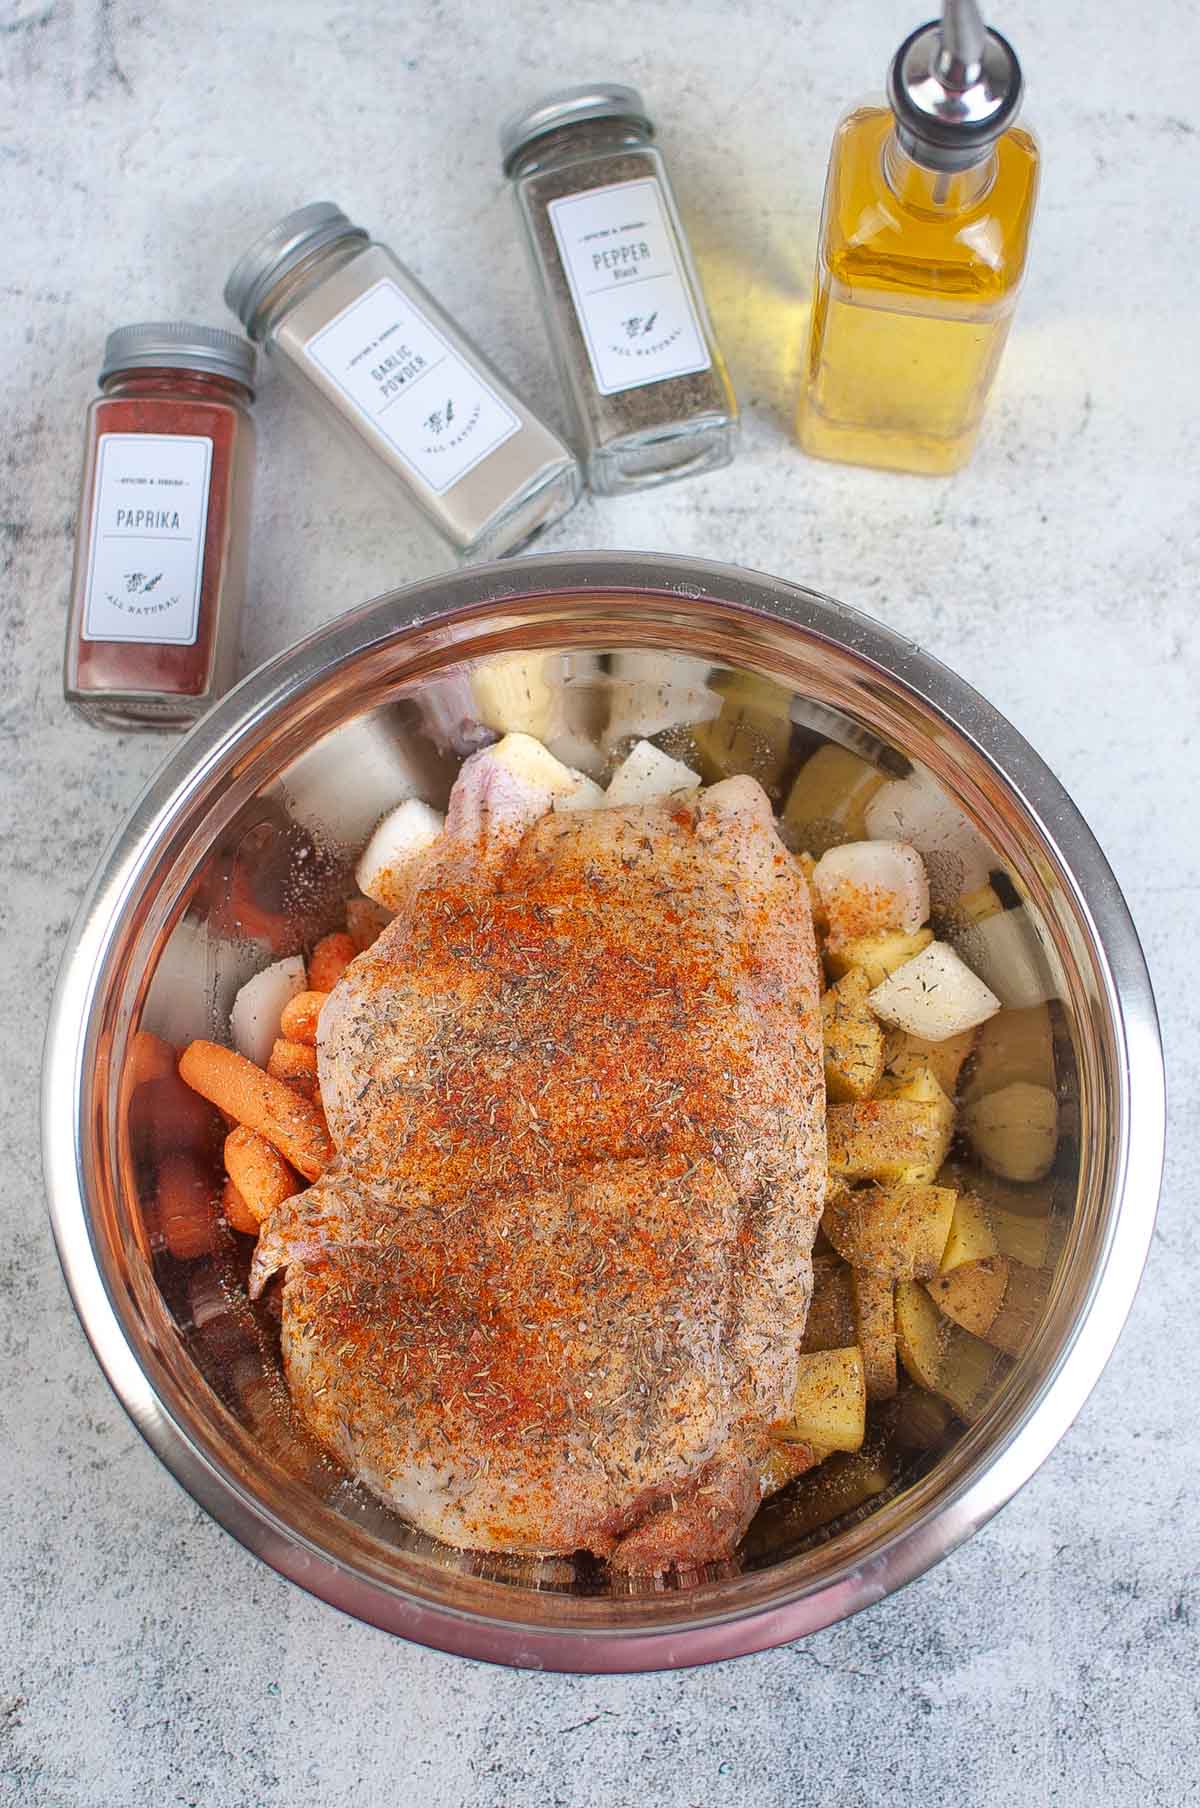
<box><xmin>882</xmin><ymin>129</ymin><xmax>996</xmax><ymax>211</ymax></box>
<box><xmin>100</xmin><ymin>368</ymin><xmax>253</xmax><ymax>406</ymax></box>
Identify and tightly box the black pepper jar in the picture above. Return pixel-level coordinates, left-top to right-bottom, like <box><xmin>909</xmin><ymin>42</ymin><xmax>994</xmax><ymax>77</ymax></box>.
<box><xmin>502</xmin><ymin>83</ymin><xmax>739</xmax><ymax>495</ymax></box>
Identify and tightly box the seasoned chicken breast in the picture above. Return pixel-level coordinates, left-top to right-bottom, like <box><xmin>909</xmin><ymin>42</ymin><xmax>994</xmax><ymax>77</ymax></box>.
<box><xmin>252</xmin><ymin>754</ymin><xmax>825</xmax><ymax>1570</ymax></box>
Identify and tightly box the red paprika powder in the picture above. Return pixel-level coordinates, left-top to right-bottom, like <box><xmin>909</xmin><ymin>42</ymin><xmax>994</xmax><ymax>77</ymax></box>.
<box><xmin>64</xmin><ymin>323</ymin><xmax>257</xmax><ymax>728</ymax></box>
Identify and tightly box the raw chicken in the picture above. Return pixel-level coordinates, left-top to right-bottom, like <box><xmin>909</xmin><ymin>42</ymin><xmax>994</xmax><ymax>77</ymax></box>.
<box><xmin>251</xmin><ymin>752</ymin><xmax>826</xmax><ymax>1570</ymax></box>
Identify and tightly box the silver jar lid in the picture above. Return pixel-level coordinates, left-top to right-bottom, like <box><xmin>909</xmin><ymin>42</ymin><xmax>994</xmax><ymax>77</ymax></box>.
<box><xmin>224</xmin><ymin>202</ymin><xmax>368</xmax><ymax>338</ymax></box>
<box><xmin>888</xmin><ymin>1</ymin><xmax>1022</xmax><ymax>170</ymax></box>
<box><xmin>500</xmin><ymin>82</ymin><xmax>653</xmax><ymax>173</ymax></box>
<box><xmin>99</xmin><ymin>322</ymin><xmax>257</xmax><ymax>391</ymax></box>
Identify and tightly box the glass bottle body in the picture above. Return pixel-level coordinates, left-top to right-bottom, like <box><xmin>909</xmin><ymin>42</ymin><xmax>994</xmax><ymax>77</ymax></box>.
<box><xmin>64</xmin><ymin>369</ymin><xmax>256</xmax><ymax>729</ymax></box>
<box><xmin>253</xmin><ymin>238</ymin><xmax>580</xmax><ymax>560</ymax></box>
<box><xmin>508</xmin><ymin>121</ymin><xmax>738</xmax><ymax>495</ymax></box>
<box><xmin>799</xmin><ymin>105</ymin><xmax>1040</xmax><ymax>475</ymax></box>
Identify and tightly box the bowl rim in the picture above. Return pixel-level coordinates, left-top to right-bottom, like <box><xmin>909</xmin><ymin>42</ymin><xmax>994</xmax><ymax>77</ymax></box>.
<box><xmin>41</xmin><ymin>550</ymin><xmax>1165</xmax><ymax>1672</ymax></box>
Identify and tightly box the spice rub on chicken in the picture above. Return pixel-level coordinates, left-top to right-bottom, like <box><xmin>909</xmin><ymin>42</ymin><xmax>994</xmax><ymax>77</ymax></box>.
<box><xmin>251</xmin><ymin>740</ymin><xmax>826</xmax><ymax>1570</ymax></box>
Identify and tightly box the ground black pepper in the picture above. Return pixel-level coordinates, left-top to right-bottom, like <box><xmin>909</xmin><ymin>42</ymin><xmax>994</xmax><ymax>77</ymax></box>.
<box><xmin>504</xmin><ymin>92</ymin><xmax>738</xmax><ymax>493</ymax></box>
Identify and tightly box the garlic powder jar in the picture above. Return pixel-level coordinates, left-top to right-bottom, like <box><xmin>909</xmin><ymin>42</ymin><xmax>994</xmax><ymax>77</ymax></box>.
<box><xmin>225</xmin><ymin>203</ymin><xmax>581</xmax><ymax>560</ymax></box>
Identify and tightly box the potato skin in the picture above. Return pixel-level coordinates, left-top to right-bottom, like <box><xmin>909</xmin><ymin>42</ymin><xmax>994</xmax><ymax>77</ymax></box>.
<box><xmin>926</xmin><ymin>1255</ymin><xmax>1011</xmax><ymax>1339</ymax></box>
<box><xmin>895</xmin><ymin>1280</ymin><xmax>1007</xmax><ymax>1424</ymax></box>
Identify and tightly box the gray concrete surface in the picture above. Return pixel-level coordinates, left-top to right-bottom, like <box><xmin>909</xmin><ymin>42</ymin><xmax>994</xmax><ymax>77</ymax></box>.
<box><xmin>2</xmin><ymin>1</ymin><xmax>1197</xmax><ymax>1802</ymax></box>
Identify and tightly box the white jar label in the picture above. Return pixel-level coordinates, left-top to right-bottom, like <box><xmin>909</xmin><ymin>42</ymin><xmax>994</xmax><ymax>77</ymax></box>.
<box><xmin>547</xmin><ymin>177</ymin><xmax>713</xmax><ymax>397</ymax></box>
<box><xmin>303</xmin><ymin>279</ymin><xmax>521</xmax><ymax>496</ymax></box>
<box><xmin>82</xmin><ymin>434</ymin><xmax>212</xmax><ymax>644</ymax></box>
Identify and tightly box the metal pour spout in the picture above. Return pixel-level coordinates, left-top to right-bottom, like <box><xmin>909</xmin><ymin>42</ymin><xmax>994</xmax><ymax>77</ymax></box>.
<box><xmin>887</xmin><ymin>0</ymin><xmax>1023</xmax><ymax>168</ymax></box>
<box><xmin>935</xmin><ymin>0</ymin><xmax>988</xmax><ymax>89</ymax></box>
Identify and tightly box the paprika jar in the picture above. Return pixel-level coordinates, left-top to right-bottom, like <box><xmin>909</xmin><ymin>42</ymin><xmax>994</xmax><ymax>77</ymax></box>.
<box><xmin>64</xmin><ymin>323</ymin><xmax>257</xmax><ymax>729</ymax></box>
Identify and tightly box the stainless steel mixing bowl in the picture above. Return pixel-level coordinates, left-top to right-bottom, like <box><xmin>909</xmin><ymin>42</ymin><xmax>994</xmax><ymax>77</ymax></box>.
<box><xmin>42</xmin><ymin>552</ymin><xmax>1164</xmax><ymax>1671</ymax></box>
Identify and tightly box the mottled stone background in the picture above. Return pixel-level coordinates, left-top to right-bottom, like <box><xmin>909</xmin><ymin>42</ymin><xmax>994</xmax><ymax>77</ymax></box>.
<box><xmin>2</xmin><ymin>1</ymin><xmax>1196</xmax><ymax>1802</ymax></box>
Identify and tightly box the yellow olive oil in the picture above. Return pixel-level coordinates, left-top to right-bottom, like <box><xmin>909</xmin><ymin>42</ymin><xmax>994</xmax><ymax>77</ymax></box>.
<box><xmin>799</xmin><ymin>5</ymin><xmax>1039</xmax><ymax>475</ymax></box>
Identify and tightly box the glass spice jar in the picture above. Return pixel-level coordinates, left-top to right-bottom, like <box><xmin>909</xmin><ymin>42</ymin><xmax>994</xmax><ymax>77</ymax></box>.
<box><xmin>64</xmin><ymin>323</ymin><xmax>257</xmax><ymax>730</ymax></box>
<box><xmin>224</xmin><ymin>202</ymin><xmax>581</xmax><ymax>561</ymax></box>
<box><xmin>502</xmin><ymin>84</ymin><xmax>739</xmax><ymax>495</ymax></box>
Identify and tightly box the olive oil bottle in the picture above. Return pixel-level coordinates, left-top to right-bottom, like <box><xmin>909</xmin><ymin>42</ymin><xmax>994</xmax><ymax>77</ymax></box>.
<box><xmin>798</xmin><ymin>0</ymin><xmax>1039</xmax><ymax>475</ymax></box>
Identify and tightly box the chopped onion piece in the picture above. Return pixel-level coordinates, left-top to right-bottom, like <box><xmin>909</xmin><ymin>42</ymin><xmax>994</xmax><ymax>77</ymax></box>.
<box><xmin>954</xmin><ymin>907</ymin><xmax>1057</xmax><ymax>1009</ymax></box>
<box><xmin>230</xmin><ymin>956</ymin><xmax>307</xmax><ymax>1068</ymax></box>
<box><xmin>813</xmin><ymin>840</ymin><xmax>930</xmax><ymax>941</ymax></box>
<box><xmin>356</xmin><ymin>799</ymin><xmax>445</xmax><ymax>906</ymax></box>
<box><xmin>553</xmin><ymin>770</ymin><xmax>608</xmax><ymax>812</ymax></box>
<box><xmin>606</xmin><ymin>740</ymin><xmax>701</xmax><ymax>805</ymax></box>
<box><xmin>865</xmin><ymin>770</ymin><xmax>993</xmax><ymax>902</ymax></box>
<box><xmin>868</xmin><ymin>941</ymin><xmax>1001</xmax><ymax>1042</ymax></box>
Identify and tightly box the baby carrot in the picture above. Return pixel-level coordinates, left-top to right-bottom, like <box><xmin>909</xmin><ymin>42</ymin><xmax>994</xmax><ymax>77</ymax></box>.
<box><xmin>178</xmin><ymin>1041</ymin><xmax>331</xmax><ymax>1180</ymax></box>
<box><xmin>158</xmin><ymin>1152</ymin><xmax>217</xmax><ymax>1261</ymax></box>
<box><xmin>307</xmin><ymin>931</ymin><xmax>356</xmax><ymax>993</ymax></box>
<box><xmin>132</xmin><ymin>1073</ymin><xmax>219</xmax><ymax>1164</ymax></box>
<box><xmin>267</xmin><ymin>1038</ymin><xmax>319</xmax><ymax>1096</ymax></box>
<box><xmin>221</xmin><ymin>1177</ymin><xmax>260</xmax><ymax>1237</ymax></box>
<box><xmin>278</xmin><ymin>990</ymin><xmax>329</xmax><ymax>1046</ymax></box>
<box><xmin>224</xmin><ymin>1126</ymin><xmax>300</xmax><ymax>1225</ymax></box>
<box><xmin>127</xmin><ymin>1028</ymin><xmax>176</xmax><ymax>1091</ymax></box>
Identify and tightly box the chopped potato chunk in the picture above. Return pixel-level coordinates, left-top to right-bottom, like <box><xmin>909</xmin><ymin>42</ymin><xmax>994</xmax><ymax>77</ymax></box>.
<box><xmin>823</xmin><ymin>1184</ymin><xmax>956</xmax><ymax>1279</ymax></box>
<box><xmin>825</xmin><ymin>927</ymin><xmax>934</xmax><ymax>989</ymax></box>
<box><xmin>892</xmin><ymin>1279</ymin><xmax>946</xmax><ymax>1392</ymax></box>
<box><xmin>759</xmin><ymin>1440</ymin><xmax>823</xmax><ymax>1499</ymax></box>
<box><xmin>827</xmin><ymin>1098</ymin><xmax>953</xmax><ymax>1186</ymax></box>
<box><xmin>964</xmin><ymin>1081</ymin><xmax>1059</xmax><ymax>1182</ymax></box>
<box><xmin>782</xmin><ymin>744</ymin><xmax>886</xmax><ymax>856</ymax></box>
<box><xmin>926</xmin><ymin>1256</ymin><xmax>1011</xmax><ymax>1338</ymax></box>
<box><xmin>778</xmin><ymin>1347</ymin><xmax>867</xmax><ymax>1452</ymax></box>
<box><xmin>801</xmin><ymin>1250</ymin><xmax>858</xmax><ymax>1352</ymax></box>
<box><xmin>894</xmin><ymin>1280</ymin><xmax>1008</xmax><ymax>1423</ymax></box>
<box><xmin>939</xmin><ymin>1190</ymin><xmax>999</xmax><ymax>1272</ymax></box>
<box><xmin>821</xmin><ymin>969</ymin><xmax>885</xmax><ymax>1103</ymax></box>
<box><xmin>851</xmin><ymin>1268</ymin><xmax>898</xmax><ymax>1401</ymax></box>
<box><xmin>874</xmin><ymin>1065</ymin><xmax>955</xmax><ymax>1184</ymax></box>
<box><xmin>940</xmin><ymin>1167</ymin><xmax>1061</xmax><ymax>1267</ymax></box>
<box><xmin>883</xmin><ymin>1026</ymin><xmax>977</xmax><ymax>1097</ymax></box>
